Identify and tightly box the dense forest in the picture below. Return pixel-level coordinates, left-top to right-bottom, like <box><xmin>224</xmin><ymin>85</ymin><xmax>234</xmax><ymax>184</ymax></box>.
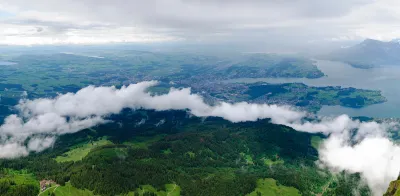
<box><xmin>0</xmin><ymin>110</ymin><xmax>371</xmax><ymax>196</ymax></box>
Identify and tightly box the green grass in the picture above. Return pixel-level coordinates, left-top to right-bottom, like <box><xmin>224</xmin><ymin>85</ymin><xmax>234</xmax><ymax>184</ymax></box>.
<box><xmin>0</xmin><ymin>169</ymin><xmax>39</xmax><ymax>195</ymax></box>
<box><xmin>240</xmin><ymin>153</ymin><xmax>254</xmax><ymax>165</ymax></box>
<box><xmin>40</xmin><ymin>182</ymin><xmax>94</xmax><ymax>196</ymax></box>
<box><xmin>164</xmin><ymin>184</ymin><xmax>181</xmax><ymax>196</ymax></box>
<box><xmin>247</xmin><ymin>178</ymin><xmax>301</xmax><ymax>196</ymax></box>
<box><xmin>40</xmin><ymin>184</ymin><xmax>58</xmax><ymax>196</ymax></box>
<box><xmin>385</xmin><ymin>180</ymin><xmax>400</xmax><ymax>196</ymax></box>
<box><xmin>263</xmin><ymin>158</ymin><xmax>284</xmax><ymax>167</ymax></box>
<box><xmin>55</xmin><ymin>139</ymin><xmax>112</xmax><ymax>163</ymax></box>
<box><xmin>186</xmin><ymin>151</ymin><xmax>196</xmax><ymax>159</ymax></box>
<box><xmin>1</xmin><ymin>169</ymin><xmax>37</xmax><ymax>184</ymax></box>
<box><xmin>311</xmin><ymin>136</ymin><xmax>323</xmax><ymax>150</ymax></box>
<box><xmin>162</xmin><ymin>148</ymin><xmax>172</xmax><ymax>155</ymax></box>
<box><xmin>0</xmin><ymin>169</ymin><xmax>38</xmax><ymax>186</ymax></box>
<box><xmin>125</xmin><ymin>184</ymin><xmax>181</xmax><ymax>196</ymax></box>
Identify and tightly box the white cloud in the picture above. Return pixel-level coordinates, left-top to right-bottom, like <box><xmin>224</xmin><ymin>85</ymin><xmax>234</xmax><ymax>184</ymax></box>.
<box><xmin>319</xmin><ymin>135</ymin><xmax>400</xmax><ymax>195</ymax></box>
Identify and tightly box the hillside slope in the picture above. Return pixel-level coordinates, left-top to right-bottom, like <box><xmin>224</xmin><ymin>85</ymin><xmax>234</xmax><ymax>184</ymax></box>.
<box><xmin>385</xmin><ymin>178</ymin><xmax>400</xmax><ymax>196</ymax></box>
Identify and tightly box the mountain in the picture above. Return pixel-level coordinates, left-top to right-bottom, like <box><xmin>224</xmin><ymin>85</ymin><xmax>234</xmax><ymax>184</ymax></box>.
<box><xmin>322</xmin><ymin>39</ymin><xmax>400</xmax><ymax>68</ymax></box>
<box><xmin>0</xmin><ymin>109</ymin><xmax>373</xmax><ymax>196</ymax></box>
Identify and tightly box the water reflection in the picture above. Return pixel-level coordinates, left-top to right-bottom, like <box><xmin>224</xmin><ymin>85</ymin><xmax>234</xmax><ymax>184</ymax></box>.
<box><xmin>0</xmin><ymin>61</ymin><xmax>17</xmax><ymax>65</ymax></box>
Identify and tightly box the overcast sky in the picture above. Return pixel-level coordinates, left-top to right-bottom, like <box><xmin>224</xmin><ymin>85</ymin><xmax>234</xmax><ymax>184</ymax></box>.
<box><xmin>0</xmin><ymin>0</ymin><xmax>400</xmax><ymax>49</ymax></box>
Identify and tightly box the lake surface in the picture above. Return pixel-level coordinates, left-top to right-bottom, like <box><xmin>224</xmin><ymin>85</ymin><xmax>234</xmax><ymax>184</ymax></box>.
<box><xmin>226</xmin><ymin>60</ymin><xmax>400</xmax><ymax>118</ymax></box>
<box><xmin>0</xmin><ymin>61</ymin><xmax>16</xmax><ymax>65</ymax></box>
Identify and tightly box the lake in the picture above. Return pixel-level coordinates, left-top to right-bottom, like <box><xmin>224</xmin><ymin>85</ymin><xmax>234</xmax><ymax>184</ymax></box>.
<box><xmin>0</xmin><ymin>61</ymin><xmax>17</xmax><ymax>65</ymax></box>
<box><xmin>226</xmin><ymin>60</ymin><xmax>400</xmax><ymax>118</ymax></box>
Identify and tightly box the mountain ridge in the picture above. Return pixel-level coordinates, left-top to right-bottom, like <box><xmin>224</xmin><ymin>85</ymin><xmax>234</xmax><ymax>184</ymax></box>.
<box><xmin>321</xmin><ymin>38</ymin><xmax>400</xmax><ymax>68</ymax></box>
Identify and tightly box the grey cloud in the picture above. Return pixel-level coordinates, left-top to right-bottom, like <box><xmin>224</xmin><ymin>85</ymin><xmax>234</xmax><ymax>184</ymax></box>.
<box><xmin>35</xmin><ymin>26</ymin><xmax>43</xmax><ymax>32</ymax></box>
<box><xmin>0</xmin><ymin>143</ymin><xmax>28</xmax><ymax>159</ymax></box>
<box><xmin>3</xmin><ymin>17</ymin><xmax>114</xmax><ymax>36</ymax></box>
<box><xmin>0</xmin><ymin>0</ymin><xmax>383</xmax><ymax>48</ymax></box>
<box><xmin>27</xmin><ymin>137</ymin><xmax>55</xmax><ymax>152</ymax></box>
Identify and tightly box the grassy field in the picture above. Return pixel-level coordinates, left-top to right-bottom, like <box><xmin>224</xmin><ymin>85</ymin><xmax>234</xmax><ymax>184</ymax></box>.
<box><xmin>0</xmin><ymin>169</ymin><xmax>38</xmax><ymax>186</ymax></box>
<box><xmin>240</xmin><ymin>152</ymin><xmax>255</xmax><ymax>165</ymax></box>
<box><xmin>55</xmin><ymin>138</ymin><xmax>112</xmax><ymax>163</ymax></box>
<box><xmin>263</xmin><ymin>158</ymin><xmax>284</xmax><ymax>167</ymax></box>
<box><xmin>247</xmin><ymin>178</ymin><xmax>301</xmax><ymax>196</ymax></box>
<box><xmin>311</xmin><ymin>136</ymin><xmax>323</xmax><ymax>150</ymax></box>
<box><xmin>0</xmin><ymin>169</ymin><xmax>40</xmax><ymax>195</ymax></box>
<box><xmin>126</xmin><ymin>184</ymin><xmax>181</xmax><ymax>196</ymax></box>
<box><xmin>39</xmin><ymin>181</ymin><xmax>180</xmax><ymax>196</ymax></box>
<box><xmin>384</xmin><ymin>179</ymin><xmax>400</xmax><ymax>196</ymax></box>
<box><xmin>40</xmin><ymin>182</ymin><xmax>94</xmax><ymax>196</ymax></box>
<box><xmin>39</xmin><ymin>184</ymin><xmax>58</xmax><ymax>196</ymax></box>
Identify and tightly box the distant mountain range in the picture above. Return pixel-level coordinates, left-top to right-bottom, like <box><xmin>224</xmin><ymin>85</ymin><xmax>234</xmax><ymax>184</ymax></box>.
<box><xmin>321</xmin><ymin>39</ymin><xmax>400</xmax><ymax>68</ymax></box>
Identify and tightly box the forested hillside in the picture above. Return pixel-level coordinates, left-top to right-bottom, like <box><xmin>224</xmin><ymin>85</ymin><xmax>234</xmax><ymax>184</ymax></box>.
<box><xmin>0</xmin><ymin>110</ymin><xmax>371</xmax><ymax>196</ymax></box>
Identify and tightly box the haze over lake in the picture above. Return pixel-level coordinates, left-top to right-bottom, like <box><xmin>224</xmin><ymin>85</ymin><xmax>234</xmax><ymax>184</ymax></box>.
<box><xmin>227</xmin><ymin>60</ymin><xmax>400</xmax><ymax>118</ymax></box>
<box><xmin>0</xmin><ymin>61</ymin><xmax>16</xmax><ymax>65</ymax></box>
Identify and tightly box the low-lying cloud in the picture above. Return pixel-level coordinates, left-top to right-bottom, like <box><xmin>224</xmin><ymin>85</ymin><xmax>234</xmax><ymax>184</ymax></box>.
<box><xmin>0</xmin><ymin>81</ymin><xmax>304</xmax><ymax>157</ymax></box>
<box><xmin>319</xmin><ymin>135</ymin><xmax>400</xmax><ymax>195</ymax></box>
<box><xmin>0</xmin><ymin>81</ymin><xmax>398</xmax><ymax>195</ymax></box>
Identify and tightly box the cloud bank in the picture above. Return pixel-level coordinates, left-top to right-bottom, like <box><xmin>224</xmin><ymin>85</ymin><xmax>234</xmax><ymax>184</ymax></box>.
<box><xmin>0</xmin><ymin>81</ymin><xmax>398</xmax><ymax>195</ymax></box>
<box><xmin>1</xmin><ymin>0</ymin><xmax>400</xmax><ymax>49</ymax></box>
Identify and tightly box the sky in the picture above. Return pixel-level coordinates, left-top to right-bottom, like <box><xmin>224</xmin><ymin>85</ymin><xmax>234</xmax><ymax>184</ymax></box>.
<box><xmin>1</xmin><ymin>0</ymin><xmax>400</xmax><ymax>50</ymax></box>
